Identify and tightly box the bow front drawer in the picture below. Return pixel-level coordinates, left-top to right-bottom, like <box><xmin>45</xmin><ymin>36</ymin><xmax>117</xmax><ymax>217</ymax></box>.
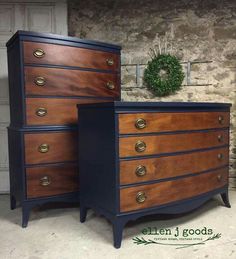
<box><xmin>119</xmin><ymin>129</ymin><xmax>229</xmax><ymax>157</ymax></box>
<box><xmin>24</xmin><ymin>66</ymin><xmax>120</xmax><ymax>98</ymax></box>
<box><xmin>120</xmin><ymin>147</ymin><xmax>229</xmax><ymax>185</ymax></box>
<box><xmin>23</xmin><ymin>42</ymin><xmax>119</xmax><ymax>71</ymax></box>
<box><xmin>120</xmin><ymin>168</ymin><xmax>228</xmax><ymax>212</ymax></box>
<box><xmin>24</xmin><ymin>131</ymin><xmax>77</xmax><ymax>164</ymax></box>
<box><xmin>26</xmin><ymin>164</ymin><xmax>79</xmax><ymax>198</ymax></box>
<box><xmin>119</xmin><ymin>112</ymin><xmax>230</xmax><ymax>134</ymax></box>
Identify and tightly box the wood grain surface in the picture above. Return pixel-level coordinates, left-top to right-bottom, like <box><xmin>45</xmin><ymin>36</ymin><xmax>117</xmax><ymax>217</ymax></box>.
<box><xmin>26</xmin><ymin>163</ymin><xmax>79</xmax><ymax>198</ymax></box>
<box><xmin>24</xmin><ymin>131</ymin><xmax>77</xmax><ymax>164</ymax></box>
<box><xmin>23</xmin><ymin>41</ymin><xmax>119</xmax><ymax>71</ymax></box>
<box><xmin>120</xmin><ymin>167</ymin><xmax>228</xmax><ymax>212</ymax></box>
<box><xmin>24</xmin><ymin>66</ymin><xmax>120</xmax><ymax>98</ymax></box>
<box><xmin>120</xmin><ymin>147</ymin><xmax>229</xmax><ymax>185</ymax></box>
<box><xmin>119</xmin><ymin>129</ymin><xmax>229</xmax><ymax>157</ymax></box>
<box><xmin>26</xmin><ymin>97</ymin><xmax>109</xmax><ymax>126</ymax></box>
<box><xmin>119</xmin><ymin>112</ymin><xmax>230</xmax><ymax>134</ymax></box>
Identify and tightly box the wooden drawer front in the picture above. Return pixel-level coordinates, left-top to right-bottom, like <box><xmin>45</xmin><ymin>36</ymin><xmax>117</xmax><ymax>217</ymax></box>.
<box><xmin>120</xmin><ymin>168</ymin><xmax>228</xmax><ymax>212</ymax></box>
<box><xmin>26</xmin><ymin>98</ymin><xmax>109</xmax><ymax>126</ymax></box>
<box><xmin>119</xmin><ymin>130</ymin><xmax>229</xmax><ymax>158</ymax></box>
<box><xmin>24</xmin><ymin>67</ymin><xmax>120</xmax><ymax>98</ymax></box>
<box><xmin>120</xmin><ymin>147</ymin><xmax>229</xmax><ymax>185</ymax></box>
<box><xmin>23</xmin><ymin>42</ymin><xmax>119</xmax><ymax>71</ymax></box>
<box><xmin>24</xmin><ymin>131</ymin><xmax>77</xmax><ymax>164</ymax></box>
<box><xmin>26</xmin><ymin>164</ymin><xmax>79</xmax><ymax>198</ymax></box>
<box><xmin>119</xmin><ymin>112</ymin><xmax>230</xmax><ymax>134</ymax></box>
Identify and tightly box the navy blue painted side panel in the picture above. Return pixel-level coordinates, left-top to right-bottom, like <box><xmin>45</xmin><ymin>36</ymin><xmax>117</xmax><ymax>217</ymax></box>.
<box><xmin>78</xmin><ymin>106</ymin><xmax>117</xmax><ymax>214</ymax></box>
<box><xmin>7</xmin><ymin>38</ymin><xmax>24</xmax><ymax>127</ymax></box>
<box><xmin>8</xmin><ymin>128</ymin><xmax>25</xmax><ymax>204</ymax></box>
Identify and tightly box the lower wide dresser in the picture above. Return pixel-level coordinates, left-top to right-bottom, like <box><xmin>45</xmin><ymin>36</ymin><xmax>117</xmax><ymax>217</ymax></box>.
<box><xmin>77</xmin><ymin>101</ymin><xmax>231</xmax><ymax>248</ymax></box>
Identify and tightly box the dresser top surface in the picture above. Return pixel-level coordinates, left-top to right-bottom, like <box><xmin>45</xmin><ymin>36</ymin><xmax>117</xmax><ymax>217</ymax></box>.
<box><xmin>77</xmin><ymin>101</ymin><xmax>232</xmax><ymax>110</ymax></box>
<box><xmin>6</xmin><ymin>30</ymin><xmax>122</xmax><ymax>50</ymax></box>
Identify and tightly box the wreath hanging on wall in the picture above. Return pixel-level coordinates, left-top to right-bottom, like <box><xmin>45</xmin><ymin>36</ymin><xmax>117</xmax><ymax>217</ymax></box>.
<box><xmin>144</xmin><ymin>54</ymin><xmax>184</xmax><ymax>97</ymax></box>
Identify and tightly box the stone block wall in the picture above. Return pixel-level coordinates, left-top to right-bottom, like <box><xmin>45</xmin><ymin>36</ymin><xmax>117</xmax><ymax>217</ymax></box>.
<box><xmin>68</xmin><ymin>0</ymin><xmax>236</xmax><ymax>189</ymax></box>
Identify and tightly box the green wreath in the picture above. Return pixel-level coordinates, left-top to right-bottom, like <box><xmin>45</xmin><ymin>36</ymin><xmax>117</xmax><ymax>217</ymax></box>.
<box><xmin>144</xmin><ymin>54</ymin><xmax>184</xmax><ymax>97</ymax></box>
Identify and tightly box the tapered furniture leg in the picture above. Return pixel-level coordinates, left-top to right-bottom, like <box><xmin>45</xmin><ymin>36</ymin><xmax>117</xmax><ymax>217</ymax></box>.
<box><xmin>22</xmin><ymin>204</ymin><xmax>31</xmax><ymax>228</ymax></box>
<box><xmin>221</xmin><ymin>192</ymin><xmax>231</xmax><ymax>208</ymax></box>
<box><xmin>112</xmin><ymin>219</ymin><xmax>126</xmax><ymax>249</ymax></box>
<box><xmin>10</xmin><ymin>195</ymin><xmax>16</xmax><ymax>210</ymax></box>
<box><xmin>80</xmin><ymin>205</ymin><xmax>88</xmax><ymax>223</ymax></box>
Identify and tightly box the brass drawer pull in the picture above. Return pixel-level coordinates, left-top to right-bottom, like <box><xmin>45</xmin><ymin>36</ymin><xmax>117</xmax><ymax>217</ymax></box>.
<box><xmin>218</xmin><ymin>116</ymin><xmax>224</xmax><ymax>124</ymax></box>
<box><xmin>136</xmin><ymin>191</ymin><xmax>146</xmax><ymax>203</ymax></box>
<box><xmin>217</xmin><ymin>153</ymin><xmax>224</xmax><ymax>160</ymax></box>
<box><xmin>218</xmin><ymin>135</ymin><xmax>223</xmax><ymax>142</ymax></box>
<box><xmin>34</xmin><ymin>76</ymin><xmax>46</xmax><ymax>86</ymax></box>
<box><xmin>135</xmin><ymin>165</ymin><xmax>147</xmax><ymax>177</ymax></box>
<box><xmin>106</xmin><ymin>58</ymin><xmax>114</xmax><ymax>66</ymax></box>
<box><xmin>33</xmin><ymin>48</ymin><xmax>45</xmax><ymax>58</ymax></box>
<box><xmin>217</xmin><ymin>174</ymin><xmax>222</xmax><ymax>182</ymax></box>
<box><xmin>36</xmin><ymin>107</ymin><xmax>47</xmax><ymax>117</ymax></box>
<box><xmin>135</xmin><ymin>118</ymin><xmax>146</xmax><ymax>129</ymax></box>
<box><xmin>135</xmin><ymin>140</ymin><xmax>146</xmax><ymax>153</ymax></box>
<box><xmin>106</xmin><ymin>81</ymin><xmax>115</xmax><ymax>90</ymax></box>
<box><xmin>40</xmin><ymin>176</ymin><xmax>51</xmax><ymax>186</ymax></box>
<box><xmin>38</xmin><ymin>143</ymin><xmax>49</xmax><ymax>153</ymax></box>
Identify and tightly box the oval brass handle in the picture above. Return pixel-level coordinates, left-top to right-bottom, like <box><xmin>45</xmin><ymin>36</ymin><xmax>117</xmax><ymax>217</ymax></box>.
<box><xmin>217</xmin><ymin>153</ymin><xmax>224</xmax><ymax>160</ymax></box>
<box><xmin>135</xmin><ymin>165</ymin><xmax>147</xmax><ymax>177</ymax></box>
<box><xmin>218</xmin><ymin>135</ymin><xmax>223</xmax><ymax>142</ymax></box>
<box><xmin>106</xmin><ymin>58</ymin><xmax>114</xmax><ymax>66</ymax></box>
<box><xmin>38</xmin><ymin>143</ymin><xmax>49</xmax><ymax>153</ymax></box>
<box><xmin>40</xmin><ymin>176</ymin><xmax>51</xmax><ymax>186</ymax></box>
<box><xmin>136</xmin><ymin>191</ymin><xmax>146</xmax><ymax>203</ymax></box>
<box><xmin>217</xmin><ymin>174</ymin><xmax>222</xmax><ymax>182</ymax></box>
<box><xmin>106</xmin><ymin>81</ymin><xmax>115</xmax><ymax>90</ymax></box>
<box><xmin>33</xmin><ymin>48</ymin><xmax>45</xmax><ymax>58</ymax></box>
<box><xmin>36</xmin><ymin>107</ymin><xmax>47</xmax><ymax>117</ymax></box>
<box><xmin>135</xmin><ymin>141</ymin><xmax>146</xmax><ymax>153</ymax></box>
<box><xmin>218</xmin><ymin>116</ymin><xmax>224</xmax><ymax>124</ymax></box>
<box><xmin>135</xmin><ymin>118</ymin><xmax>146</xmax><ymax>129</ymax></box>
<box><xmin>34</xmin><ymin>76</ymin><xmax>46</xmax><ymax>86</ymax></box>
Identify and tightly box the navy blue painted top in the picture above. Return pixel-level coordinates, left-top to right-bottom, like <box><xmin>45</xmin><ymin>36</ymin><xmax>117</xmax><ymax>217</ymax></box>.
<box><xmin>77</xmin><ymin>101</ymin><xmax>231</xmax><ymax>112</ymax></box>
<box><xmin>6</xmin><ymin>30</ymin><xmax>122</xmax><ymax>51</ymax></box>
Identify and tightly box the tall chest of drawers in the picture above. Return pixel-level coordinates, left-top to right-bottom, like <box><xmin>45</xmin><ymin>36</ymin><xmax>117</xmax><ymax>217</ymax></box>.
<box><xmin>77</xmin><ymin>101</ymin><xmax>231</xmax><ymax>248</ymax></box>
<box><xmin>6</xmin><ymin>31</ymin><xmax>121</xmax><ymax>227</ymax></box>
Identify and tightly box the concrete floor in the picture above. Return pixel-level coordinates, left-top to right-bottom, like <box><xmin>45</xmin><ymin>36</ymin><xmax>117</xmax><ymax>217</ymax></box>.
<box><xmin>0</xmin><ymin>192</ymin><xmax>236</xmax><ymax>259</ymax></box>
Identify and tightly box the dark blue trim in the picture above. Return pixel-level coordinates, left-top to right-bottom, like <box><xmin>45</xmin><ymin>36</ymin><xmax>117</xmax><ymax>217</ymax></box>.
<box><xmin>24</xmin><ymin>161</ymin><xmax>78</xmax><ymax>169</ymax></box>
<box><xmin>8</xmin><ymin>125</ymin><xmax>77</xmax><ymax>131</ymax></box>
<box><xmin>115</xmin><ymin>114</ymin><xmax>120</xmax><ymax>214</ymax></box>
<box><xmin>26</xmin><ymin>95</ymin><xmax>120</xmax><ymax>100</ymax></box>
<box><xmin>6</xmin><ymin>30</ymin><xmax>121</xmax><ymax>51</ymax></box>
<box><xmin>119</xmin><ymin>145</ymin><xmax>229</xmax><ymax>160</ymax></box>
<box><xmin>119</xmin><ymin>127</ymin><xmax>229</xmax><ymax>137</ymax></box>
<box><xmin>23</xmin><ymin>191</ymin><xmax>79</xmax><ymax>203</ymax></box>
<box><xmin>78</xmin><ymin>101</ymin><xmax>231</xmax><ymax>113</ymax></box>
<box><xmin>24</xmin><ymin>63</ymin><xmax>120</xmax><ymax>74</ymax></box>
<box><xmin>119</xmin><ymin>145</ymin><xmax>229</xmax><ymax>161</ymax></box>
